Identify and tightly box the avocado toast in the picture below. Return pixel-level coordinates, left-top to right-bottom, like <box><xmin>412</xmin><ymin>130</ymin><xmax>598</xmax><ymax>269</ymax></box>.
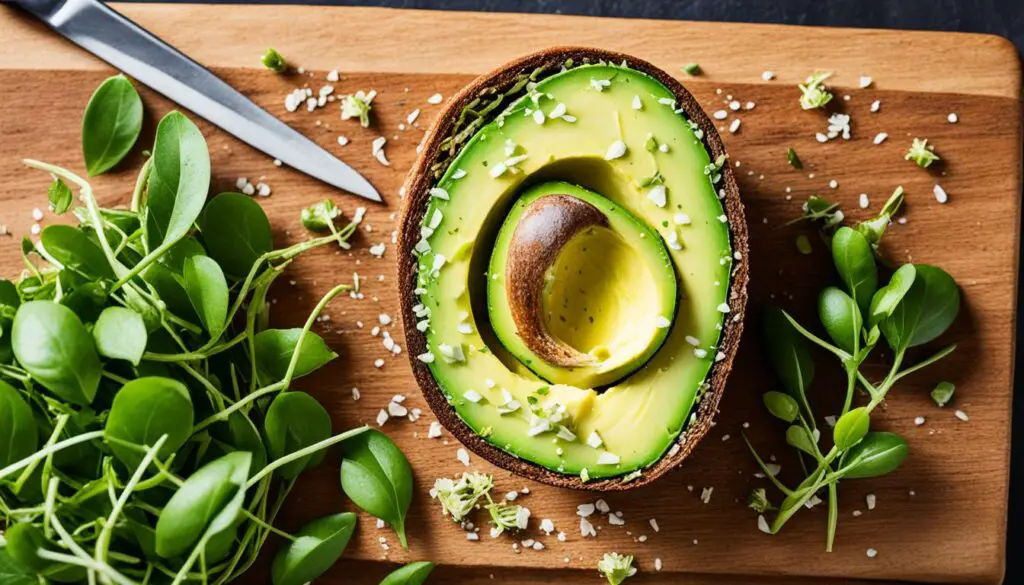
<box><xmin>398</xmin><ymin>47</ymin><xmax>748</xmax><ymax>490</ymax></box>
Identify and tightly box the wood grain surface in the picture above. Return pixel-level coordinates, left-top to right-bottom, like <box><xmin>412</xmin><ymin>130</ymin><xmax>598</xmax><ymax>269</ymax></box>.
<box><xmin>0</xmin><ymin>4</ymin><xmax>1020</xmax><ymax>584</ymax></box>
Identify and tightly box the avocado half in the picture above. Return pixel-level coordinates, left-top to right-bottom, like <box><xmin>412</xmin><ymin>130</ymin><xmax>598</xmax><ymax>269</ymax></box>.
<box><xmin>398</xmin><ymin>47</ymin><xmax>749</xmax><ymax>491</ymax></box>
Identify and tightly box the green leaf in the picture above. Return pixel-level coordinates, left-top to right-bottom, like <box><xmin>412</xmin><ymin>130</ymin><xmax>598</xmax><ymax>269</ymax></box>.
<box><xmin>82</xmin><ymin>74</ymin><xmax>143</xmax><ymax>176</ymax></box>
<box><xmin>145</xmin><ymin>111</ymin><xmax>210</xmax><ymax>251</ymax></box>
<box><xmin>47</xmin><ymin>177</ymin><xmax>74</xmax><ymax>214</ymax></box>
<box><xmin>104</xmin><ymin>377</ymin><xmax>194</xmax><ymax>469</ymax></box>
<box><xmin>254</xmin><ymin>328</ymin><xmax>337</xmax><ymax>384</ymax></box>
<box><xmin>264</xmin><ymin>392</ymin><xmax>333</xmax><ymax>479</ymax></box>
<box><xmin>833</xmin><ymin>407</ymin><xmax>870</xmax><ymax>451</ymax></box>
<box><xmin>762</xmin><ymin>391</ymin><xmax>799</xmax><ymax>423</ymax></box>
<box><xmin>271</xmin><ymin>513</ymin><xmax>357</xmax><ymax>585</ymax></box>
<box><xmin>0</xmin><ymin>548</ymin><xmax>38</xmax><ymax>585</ymax></box>
<box><xmin>380</xmin><ymin>561</ymin><xmax>436</xmax><ymax>585</ymax></box>
<box><xmin>92</xmin><ymin>306</ymin><xmax>148</xmax><ymax>365</ymax></box>
<box><xmin>839</xmin><ymin>432</ymin><xmax>908</xmax><ymax>479</ymax></box>
<box><xmin>341</xmin><ymin>430</ymin><xmax>413</xmax><ymax>550</ymax></box>
<box><xmin>880</xmin><ymin>265</ymin><xmax>960</xmax><ymax>352</ymax></box>
<box><xmin>931</xmin><ymin>381</ymin><xmax>955</xmax><ymax>407</ymax></box>
<box><xmin>41</xmin><ymin>224</ymin><xmax>116</xmax><ymax>281</ymax></box>
<box><xmin>856</xmin><ymin>186</ymin><xmax>904</xmax><ymax>247</ymax></box>
<box><xmin>785</xmin><ymin>425</ymin><xmax>817</xmax><ymax>456</ymax></box>
<box><xmin>4</xmin><ymin>523</ymin><xmax>87</xmax><ymax>582</ymax></box>
<box><xmin>831</xmin><ymin>227</ymin><xmax>877</xmax><ymax>315</ymax></box>
<box><xmin>12</xmin><ymin>301</ymin><xmax>102</xmax><ymax>405</ymax></box>
<box><xmin>155</xmin><ymin>451</ymin><xmax>251</xmax><ymax>558</ymax></box>
<box><xmin>160</xmin><ymin>236</ymin><xmax>207</xmax><ymax>274</ymax></box>
<box><xmin>210</xmin><ymin>411</ymin><xmax>268</xmax><ymax>476</ymax></box>
<box><xmin>786</xmin><ymin>147</ymin><xmax>802</xmax><ymax>169</ymax></box>
<box><xmin>818</xmin><ymin>286</ymin><xmax>862</xmax><ymax>354</ymax></box>
<box><xmin>0</xmin><ymin>380</ymin><xmax>37</xmax><ymax>468</ymax></box>
<box><xmin>868</xmin><ymin>264</ymin><xmax>916</xmax><ymax>327</ymax></box>
<box><xmin>183</xmin><ymin>255</ymin><xmax>229</xmax><ymax>336</ymax></box>
<box><xmin>762</xmin><ymin>306</ymin><xmax>815</xmax><ymax>400</ymax></box>
<box><xmin>199</xmin><ymin>192</ymin><xmax>274</xmax><ymax>278</ymax></box>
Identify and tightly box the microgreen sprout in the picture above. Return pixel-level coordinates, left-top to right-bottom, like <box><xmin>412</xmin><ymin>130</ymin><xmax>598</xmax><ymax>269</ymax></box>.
<box><xmin>798</xmin><ymin>71</ymin><xmax>834</xmax><ymax>110</ymax></box>
<box><xmin>597</xmin><ymin>552</ymin><xmax>636</xmax><ymax>585</ymax></box>
<box><xmin>340</xmin><ymin>90</ymin><xmax>377</xmax><ymax>128</ymax></box>
<box><xmin>681</xmin><ymin>63</ymin><xmax>702</xmax><ymax>76</ymax></box>
<box><xmin>750</xmin><ymin>192</ymin><xmax>961</xmax><ymax>551</ymax></box>
<box><xmin>261</xmin><ymin>47</ymin><xmax>288</xmax><ymax>73</ymax></box>
<box><xmin>905</xmin><ymin>137</ymin><xmax>941</xmax><ymax>168</ymax></box>
<box><xmin>787</xmin><ymin>147</ymin><xmax>803</xmax><ymax>169</ymax></box>
<box><xmin>0</xmin><ymin>78</ymin><xmax>416</xmax><ymax>585</ymax></box>
<box><xmin>931</xmin><ymin>381</ymin><xmax>955</xmax><ymax>407</ymax></box>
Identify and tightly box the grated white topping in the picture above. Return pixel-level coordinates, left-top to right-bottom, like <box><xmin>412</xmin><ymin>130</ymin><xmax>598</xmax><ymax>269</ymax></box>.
<box><xmin>604</xmin><ymin>140</ymin><xmax>628</xmax><ymax>160</ymax></box>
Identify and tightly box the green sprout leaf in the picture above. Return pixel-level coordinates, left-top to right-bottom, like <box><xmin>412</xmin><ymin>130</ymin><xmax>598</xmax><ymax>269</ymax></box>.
<box><xmin>931</xmin><ymin>381</ymin><xmax>955</xmax><ymax>407</ymax></box>
<box><xmin>831</xmin><ymin>227</ymin><xmax>877</xmax><ymax>315</ymax></box>
<box><xmin>198</xmin><ymin>192</ymin><xmax>274</xmax><ymax>278</ymax></box>
<box><xmin>183</xmin><ymin>255</ymin><xmax>229</xmax><ymax>336</ymax></box>
<box><xmin>762</xmin><ymin>307</ymin><xmax>815</xmax><ymax>403</ymax></box>
<box><xmin>12</xmin><ymin>301</ymin><xmax>102</xmax><ymax>406</ymax></box>
<box><xmin>839</xmin><ymin>432</ymin><xmax>908</xmax><ymax>479</ymax></box>
<box><xmin>104</xmin><ymin>377</ymin><xmax>194</xmax><ymax>469</ymax></box>
<box><xmin>92</xmin><ymin>306</ymin><xmax>148</xmax><ymax>365</ymax></box>
<box><xmin>341</xmin><ymin>430</ymin><xmax>413</xmax><ymax>550</ymax></box>
<box><xmin>380</xmin><ymin>561</ymin><xmax>436</xmax><ymax>585</ymax></box>
<box><xmin>82</xmin><ymin>74</ymin><xmax>143</xmax><ymax>176</ymax></box>
<box><xmin>271</xmin><ymin>513</ymin><xmax>357</xmax><ymax>585</ymax></box>
<box><xmin>905</xmin><ymin>138</ymin><xmax>940</xmax><ymax>168</ymax></box>
<box><xmin>47</xmin><ymin>177</ymin><xmax>73</xmax><ymax>215</ymax></box>
<box><xmin>785</xmin><ymin>425</ymin><xmax>817</xmax><ymax>456</ymax></box>
<box><xmin>264</xmin><ymin>391</ymin><xmax>333</xmax><ymax>479</ymax></box>
<box><xmin>145</xmin><ymin>111</ymin><xmax>211</xmax><ymax>252</ymax></box>
<box><xmin>254</xmin><ymin>328</ymin><xmax>337</xmax><ymax>384</ymax></box>
<box><xmin>40</xmin><ymin>224</ymin><xmax>116</xmax><ymax>281</ymax></box>
<box><xmin>155</xmin><ymin>451</ymin><xmax>251</xmax><ymax>559</ymax></box>
<box><xmin>0</xmin><ymin>548</ymin><xmax>39</xmax><ymax>585</ymax></box>
<box><xmin>818</xmin><ymin>286</ymin><xmax>862</xmax><ymax>354</ymax></box>
<box><xmin>0</xmin><ymin>379</ymin><xmax>38</xmax><ymax>468</ymax></box>
<box><xmin>4</xmin><ymin>523</ymin><xmax>87</xmax><ymax>582</ymax></box>
<box><xmin>762</xmin><ymin>391</ymin><xmax>799</xmax><ymax>423</ymax></box>
<box><xmin>867</xmin><ymin>264</ymin><xmax>916</xmax><ymax>327</ymax></box>
<box><xmin>833</xmin><ymin>407</ymin><xmax>870</xmax><ymax>451</ymax></box>
<box><xmin>880</xmin><ymin>265</ymin><xmax>960</xmax><ymax>352</ymax></box>
<box><xmin>680</xmin><ymin>63</ymin><xmax>702</xmax><ymax>76</ymax></box>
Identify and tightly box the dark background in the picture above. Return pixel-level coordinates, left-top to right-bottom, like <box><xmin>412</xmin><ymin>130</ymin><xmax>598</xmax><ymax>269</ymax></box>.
<box><xmin>137</xmin><ymin>0</ymin><xmax>1023</xmax><ymax>581</ymax></box>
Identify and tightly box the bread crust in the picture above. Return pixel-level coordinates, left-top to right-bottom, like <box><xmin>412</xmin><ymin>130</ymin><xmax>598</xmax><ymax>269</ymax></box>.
<box><xmin>396</xmin><ymin>47</ymin><xmax>749</xmax><ymax>491</ymax></box>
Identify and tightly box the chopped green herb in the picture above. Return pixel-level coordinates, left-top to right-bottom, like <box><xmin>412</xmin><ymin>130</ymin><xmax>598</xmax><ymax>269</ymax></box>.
<box><xmin>905</xmin><ymin>138</ymin><xmax>940</xmax><ymax>168</ymax></box>
<box><xmin>787</xmin><ymin>147</ymin><xmax>803</xmax><ymax>169</ymax></box>
<box><xmin>798</xmin><ymin>71</ymin><xmax>833</xmax><ymax>110</ymax></box>
<box><xmin>644</xmin><ymin>134</ymin><xmax>660</xmax><ymax>152</ymax></box>
<box><xmin>598</xmin><ymin>552</ymin><xmax>635</xmax><ymax>585</ymax></box>
<box><xmin>681</xmin><ymin>63</ymin><xmax>702</xmax><ymax>76</ymax></box>
<box><xmin>931</xmin><ymin>381</ymin><xmax>955</xmax><ymax>407</ymax></box>
<box><xmin>340</xmin><ymin>90</ymin><xmax>376</xmax><ymax>128</ymax></box>
<box><xmin>748</xmin><ymin>488</ymin><xmax>776</xmax><ymax>513</ymax></box>
<box><xmin>301</xmin><ymin>199</ymin><xmax>342</xmax><ymax>233</ymax></box>
<box><xmin>638</xmin><ymin>171</ymin><xmax>665</xmax><ymax>188</ymax></box>
<box><xmin>261</xmin><ymin>47</ymin><xmax>288</xmax><ymax>73</ymax></box>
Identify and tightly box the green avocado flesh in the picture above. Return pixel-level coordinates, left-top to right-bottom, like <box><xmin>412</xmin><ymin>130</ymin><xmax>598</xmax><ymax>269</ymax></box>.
<box><xmin>487</xmin><ymin>182</ymin><xmax>677</xmax><ymax>388</ymax></box>
<box><xmin>413</xmin><ymin>63</ymin><xmax>733</xmax><ymax>479</ymax></box>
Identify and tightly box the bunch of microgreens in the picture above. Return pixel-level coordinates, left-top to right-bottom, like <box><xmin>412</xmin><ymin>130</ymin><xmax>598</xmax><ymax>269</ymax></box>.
<box><xmin>747</xmin><ymin>187</ymin><xmax>961</xmax><ymax>551</ymax></box>
<box><xmin>0</xmin><ymin>75</ymin><xmax>429</xmax><ymax>585</ymax></box>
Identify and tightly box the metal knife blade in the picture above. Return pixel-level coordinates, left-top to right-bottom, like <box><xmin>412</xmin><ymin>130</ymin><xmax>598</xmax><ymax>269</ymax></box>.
<box><xmin>17</xmin><ymin>0</ymin><xmax>381</xmax><ymax>202</ymax></box>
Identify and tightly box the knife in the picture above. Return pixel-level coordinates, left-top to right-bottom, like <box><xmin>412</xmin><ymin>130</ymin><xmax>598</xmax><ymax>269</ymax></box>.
<box><xmin>15</xmin><ymin>0</ymin><xmax>382</xmax><ymax>202</ymax></box>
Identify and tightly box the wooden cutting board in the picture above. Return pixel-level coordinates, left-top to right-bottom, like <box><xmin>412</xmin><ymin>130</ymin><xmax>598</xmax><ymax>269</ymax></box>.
<box><xmin>0</xmin><ymin>4</ymin><xmax>1020</xmax><ymax>584</ymax></box>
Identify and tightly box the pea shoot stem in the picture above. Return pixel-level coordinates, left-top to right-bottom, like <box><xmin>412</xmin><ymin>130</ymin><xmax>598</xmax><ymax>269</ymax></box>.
<box><xmin>0</xmin><ymin>430</ymin><xmax>105</xmax><ymax>482</ymax></box>
<box><xmin>245</xmin><ymin>426</ymin><xmax>370</xmax><ymax>489</ymax></box>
